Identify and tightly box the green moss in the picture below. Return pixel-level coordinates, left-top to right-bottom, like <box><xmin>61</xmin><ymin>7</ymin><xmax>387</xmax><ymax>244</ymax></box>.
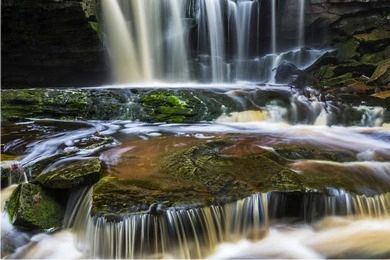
<box><xmin>36</xmin><ymin>158</ymin><xmax>102</xmax><ymax>189</ymax></box>
<box><xmin>89</xmin><ymin>21</ymin><xmax>99</xmax><ymax>33</ymax></box>
<box><xmin>140</xmin><ymin>91</ymin><xmax>195</xmax><ymax>123</ymax></box>
<box><xmin>335</xmin><ymin>39</ymin><xmax>360</xmax><ymax>60</ymax></box>
<box><xmin>7</xmin><ymin>183</ymin><xmax>64</xmax><ymax>230</ymax></box>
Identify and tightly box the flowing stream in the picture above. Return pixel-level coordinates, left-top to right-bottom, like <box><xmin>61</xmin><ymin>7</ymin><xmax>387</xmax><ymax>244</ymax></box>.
<box><xmin>1</xmin><ymin>0</ymin><xmax>390</xmax><ymax>259</ymax></box>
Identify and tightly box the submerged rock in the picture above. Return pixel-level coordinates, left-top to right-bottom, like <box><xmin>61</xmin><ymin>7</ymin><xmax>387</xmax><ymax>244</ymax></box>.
<box><xmin>6</xmin><ymin>183</ymin><xmax>64</xmax><ymax>230</ymax></box>
<box><xmin>36</xmin><ymin>158</ymin><xmax>102</xmax><ymax>189</ymax></box>
<box><xmin>91</xmin><ymin>141</ymin><xmax>302</xmax><ymax>216</ymax></box>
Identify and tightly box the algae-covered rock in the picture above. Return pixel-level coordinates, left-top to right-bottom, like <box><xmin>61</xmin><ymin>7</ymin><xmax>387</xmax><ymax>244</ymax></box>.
<box><xmin>6</xmin><ymin>183</ymin><xmax>64</xmax><ymax>230</ymax></box>
<box><xmin>91</xmin><ymin>140</ymin><xmax>389</xmax><ymax>216</ymax></box>
<box><xmin>140</xmin><ymin>90</ymin><xmax>196</xmax><ymax>123</ymax></box>
<box><xmin>91</xmin><ymin>141</ymin><xmax>304</xmax><ymax>216</ymax></box>
<box><xmin>1</xmin><ymin>89</ymin><xmax>91</xmax><ymax>120</ymax></box>
<box><xmin>36</xmin><ymin>158</ymin><xmax>102</xmax><ymax>189</ymax></box>
<box><xmin>1</xmin><ymin>88</ymin><xmax>240</xmax><ymax>123</ymax></box>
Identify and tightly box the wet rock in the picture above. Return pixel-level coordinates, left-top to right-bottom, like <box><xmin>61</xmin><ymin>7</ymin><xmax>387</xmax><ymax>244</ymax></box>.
<box><xmin>1</xmin><ymin>160</ymin><xmax>25</xmax><ymax>189</ymax></box>
<box><xmin>91</xmin><ymin>141</ymin><xmax>304</xmax><ymax>216</ymax></box>
<box><xmin>273</xmin><ymin>144</ymin><xmax>356</xmax><ymax>162</ymax></box>
<box><xmin>1</xmin><ymin>88</ymin><xmax>239</xmax><ymax>123</ymax></box>
<box><xmin>27</xmin><ymin>134</ymin><xmax>114</xmax><ymax>178</ymax></box>
<box><xmin>369</xmin><ymin>59</ymin><xmax>390</xmax><ymax>86</ymax></box>
<box><xmin>335</xmin><ymin>38</ymin><xmax>360</xmax><ymax>60</ymax></box>
<box><xmin>91</xmin><ymin>140</ymin><xmax>389</xmax><ymax>216</ymax></box>
<box><xmin>274</xmin><ymin>61</ymin><xmax>301</xmax><ymax>84</ymax></box>
<box><xmin>140</xmin><ymin>90</ymin><xmax>197</xmax><ymax>123</ymax></box>
<box><xmin>6</xmin><ymin>183</ymin><xmax>64</xmax><ymax>230</ymax></box>
<box><xmin>354</xmin><ymin>28</ymin><xmax>390</xmax><ymax>43</ymax></box>
<box><xmin>36</xmin><ymin>158</ymin><xmax>101</xmax><ymax>189</ymax></box>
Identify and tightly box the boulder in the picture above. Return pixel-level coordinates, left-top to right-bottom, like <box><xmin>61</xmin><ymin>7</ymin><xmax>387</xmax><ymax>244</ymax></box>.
<box><xmin>274</xmin><ymin>61</ymin><xmax>301</xmax><ymax>84</ymax></box>
<box><xmin>36</xmin><ymin>158</ymin><xmax>102</xmax><ymax>189</ymax></box>
<box><xmin>6</xmin><ymin>183</ymin><xmax>64</xmax><ymax>230</ymax></box>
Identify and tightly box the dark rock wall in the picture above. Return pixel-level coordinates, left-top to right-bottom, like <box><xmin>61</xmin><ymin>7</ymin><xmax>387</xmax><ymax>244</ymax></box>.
<box><xmin>1</xmin><ymin>0</ymin><xmax>109</xmax><ymax>89</ymax></box>
<box><xmin>303</xmin><ymin>0</ymin><xmax>390</xmax><ymax>93</ymax></box>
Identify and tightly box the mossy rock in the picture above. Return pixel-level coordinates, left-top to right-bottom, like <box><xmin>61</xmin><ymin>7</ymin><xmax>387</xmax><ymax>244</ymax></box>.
<box><xmin>6</xmin><ymin>183</ymin><xmax>64</xmax><ymax>230</ymax></box>
<box><xmin>335</xmin><ymin>39</ymin><xmax>360</xmax><ymax>60</ymax></box>
<box><xmin>36</xmin><ymin>158</ymin><xmax>102</xmax><ymax>189</ymax></box>
<box><xmin>1</xmin><ymin>89</ymin><xmax>91</xmax><ymax>121</ymax></box>
<box><xmin>91</xmin><ymin>140</ymin><xmax>389</xmax><ymax>217</ymax></box>
<box><xmin>140</xmin><ymin>90</ymin><xmax>196</xmax><ymax>123</ymax></box>
<box><xmin>91</xmin><ymin>141</ymin><xmax>304</xmax><ymax>216</ymax></box>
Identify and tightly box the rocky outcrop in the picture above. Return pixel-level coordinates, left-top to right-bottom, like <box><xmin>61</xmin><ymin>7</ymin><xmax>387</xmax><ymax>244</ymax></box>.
<box><xmin>1</xmin><ymin>0</ymin><xmax>108</xmax><ymax>89</ymax></box>
<box><xmin>302</xmin><ymin>0</ymin><xmax>390</xmax><ymax>95</ymax></box>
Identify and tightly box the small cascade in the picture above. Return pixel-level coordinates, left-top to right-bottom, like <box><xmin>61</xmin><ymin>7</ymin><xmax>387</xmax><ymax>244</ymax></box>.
<box><xmin>68</xmin><ymin>188</ymin><xmax>390</xmax><ymax>259</ymax></box>
<box><xmin>71</xmin><ymin>191</ymin><xmax>269</xmax><ymax>259</ymax></box>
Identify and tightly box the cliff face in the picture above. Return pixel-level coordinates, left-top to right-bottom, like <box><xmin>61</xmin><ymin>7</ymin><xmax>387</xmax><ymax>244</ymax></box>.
<box><xmin>302</xmin><ymin>0</ymin><xmax>390</xmax><ymax>95</ymax></box>
<box><xmin>1</xmin><ymin>0</ymin><xmax>109</xmax><ymax>89</ymax></box>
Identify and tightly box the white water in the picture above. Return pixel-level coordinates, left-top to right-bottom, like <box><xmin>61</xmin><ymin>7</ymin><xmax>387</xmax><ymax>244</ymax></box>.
<box><xmin>102</xmin><ymin>0</ymin><xmax>316</xmax><ymax>83</ymax></box>
<box><xmin>210</xmin><ymin>217</ymin><xmax>390</xmax><ymax>259</ymax></box>
<box><xmin>102</xmin><ymin>0</ymin><xmax>189</xmax><ymax>82</ymax></box>
<box><xmin>298</xmin><ymin>0</ymin><xmax>305</xmax><ymax>48</ymax></box>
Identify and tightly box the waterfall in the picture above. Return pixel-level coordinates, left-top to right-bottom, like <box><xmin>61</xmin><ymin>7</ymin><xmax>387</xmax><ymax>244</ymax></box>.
<box><xmin>101</xmin><ymin>0</ymin><xmax>323</xmax><ymax>84</ymax></box>
<box><xmin>203</xmin><ymin>0</ymin><xmax>226</xmax><ymax>82</ymax></box>
<box><xmin>69</xmin><ymin>188</ymin><xmax>389</xmax><ymax>259</ymax></box>
<box><xmin>72</xmin><ymin>191</ymin><xmax>269</xmax><ymax>258</ymax></box>
<box><xmin>298</xmin><ymin>0</ymin><xmax>305</xmax><ymax>48</ymax></box>
<box><xmin>271</xmin><ymin>0</ymin><xmax>277</xmax><ymax>54</ymax></box>
<box><xmin>102</xmin><ymin>0</ymin><xmax>189</xmax><ymax>83</ymax></box>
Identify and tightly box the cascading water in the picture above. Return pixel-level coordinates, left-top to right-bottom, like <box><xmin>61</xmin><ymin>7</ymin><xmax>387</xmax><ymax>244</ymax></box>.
<box><xmin>298</xmin><ymin>0</ymin><xmax>305</xmax><ymax>48</ymax></box>
<box><xmin>102</xmin><ymin>0</ymin><xmax>317</xmax><ymax>83</ymax></box>
<box><xmin>2</xmin><ymin>0</ymin><xmax>389</xmax><ymax>259</ymax></box>
<box><xmin>102</xmin><ymin>0</ymin><xmax>190</xmax><ymax>82</ymax></box>
<box><xmin>65</xmin><ymin>189</ymin><xmax>389</xmax><ymax>258</ymax></box>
